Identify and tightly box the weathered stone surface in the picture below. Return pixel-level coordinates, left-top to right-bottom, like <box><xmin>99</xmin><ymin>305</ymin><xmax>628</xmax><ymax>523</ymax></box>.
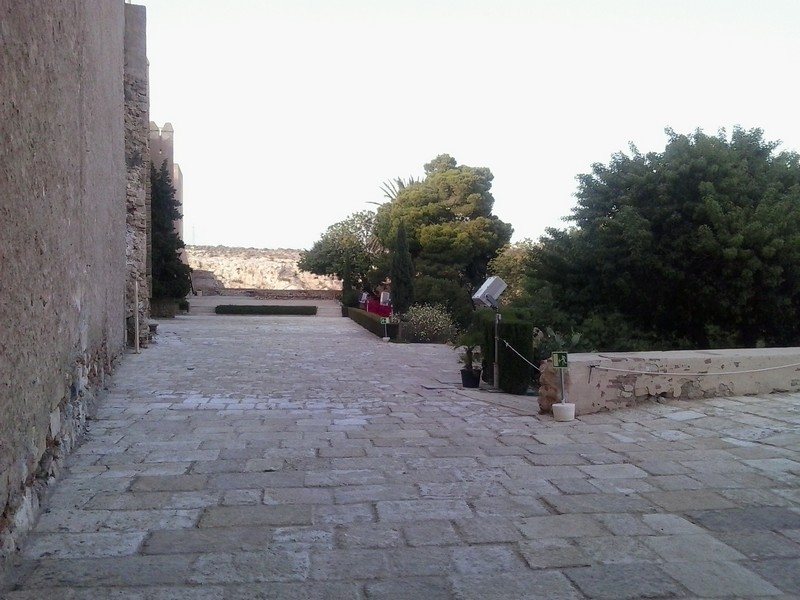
<box><xmin>402</xmin><ymin>520</ymin><xmax>461</xmax><ymax>547</ymax></box>
<box><xmin>641</xmin><ymin>533</ymin><xmax>746</xmax><ymax>562</ymax></box>
<box><xmin>750</xmin><ymin>558</ymin><xmax>800</xmax><ymax>595</ymax></box>
<box><xmin>189</xmin><ymin>550</ymin><xmax>310</xmax><ymax>584</ymax></box>
<box><xmin>124</xmin><ymin>3</ymin><xmax>151</xmax><ymax>344</ymax></box>
<box><xmin>564</xmin><ymin>563</ymin><xmax>684</xmax><ymax>600</ymax></box>
<box><xmin>451</xmin><ymin>571</ymin><xmax>583</xmax><ymax>600</ymax></box>
<box><xmin>3</xmin><ymin>315</ymin><xmax>800</xmax><ymax>599</ymax></box>
<box><xmin>517</xmin><ymin>514</ymin><xmax>610</xmax><ymax>538</ymax></box>
<box><xmin>375</xmin><ymin>500</ymin><xmax>472</xmax><ymax>522</ymax></box>
<box><xmin>541</xmin><ymin>492</ymin><xmax>655</xmax><ymax>514</ymax></box>
<box><xmin>455</xmin><ymin>518</ymin><xmax>523</xmax><ymax>543</ymax></box>
<box><xmin>21</xmin><ymin>531</ymin><xmax>146</xmax><ymax>559</ymax></box>
<box><xmin>199</xmin><ymin>505</ymin><xmax>313</xmax><ymax>528</ymax></box>
<box><xmin>364</xmin><ymin>577</ymin><xmax>453</xmax><ymax>600</ymax></box>
<box><xmin>641</xmin><ymin>489</ymin><xmax>738</xmax><ymax>511</ymax></box>
<box><xmin>518</xmin><ymin>538</ymin><xmax>592</xmax><ymax>569</ymax></box>
<box><xmin>573</xmin><ymin>535</ymin><xmax>661</xmax><ymax>564</ymax></box>
<box><xmin>661</xmin><ymin>560</ymin><xmax>783</xmax><ymax>597</ymax></box>
<box><xmin>309</xmin><ymin>548</ymin><xmax>389</xmax><ymax>580</ymax></box>
<box><xmin>686</xmin><ymin>507</ymin><xmax>800</xmax><ymax>532</ymax></box>
<box><xmin>22</xmin><ymin>555</ymin><xmax>194</xmax><ymax>587</ymax></box>
<box><xmin>4</xmin><ymin>586</ymin><xmax>225</xmax><ymax>600</ymax></box>
<box><xmin>1</xmin><ymin>0</ymin><xmax>127</xmax><ymax>558</ymax></box>
<box><xmin>142</xmin><ymin>526</ymin><xmax>273</xmax><ymax>554</ymax></box>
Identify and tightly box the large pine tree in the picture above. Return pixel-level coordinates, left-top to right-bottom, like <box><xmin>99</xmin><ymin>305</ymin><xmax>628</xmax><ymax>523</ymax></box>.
<box><xmin>150</xmin><ymin>161</ymin><xmax>191</xmax><ymax>300</ymax></box>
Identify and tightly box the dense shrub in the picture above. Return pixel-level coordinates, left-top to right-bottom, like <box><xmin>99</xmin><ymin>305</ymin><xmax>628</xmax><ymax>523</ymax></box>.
<box><xmin>414</xmin><ymin>276</ymin><xmax>474</xmax><ymax>330</ymax></box>
<box><xmin>347</xmin><ymin>308</ymin><xmax>399</xmax><ymax>339</ymax></box>
<box><xmin>214</xmin><ymin>305</ymin><xmax>317</xmax><ymax>315</ymax></box>
<box><xmin>477</xmin><ymin>308</ymin><xmax>535</xmax><ymax>393</ymax></box>
<box><xmin>400</xmin><ymin>304</ymin><xmax>457</xmax><ymax>343</ymax></box>
<box><xmin>151</xmin><ymin>298</ymin><xmax>178</xmax><ymax>318</ymax></box>
<box><xmin>477</xmin><ymin>309</ymin><xmax>497</xmax><ymax>384</ymax></box>
<box><xmin>498</xmin><ymin>320</ymin><xmax>534</xmax><ymax>395</ymax></box>
<box><xmin>531</xmin><ymin>327</ymin><xmax>587</xmax><ymax>365</ymax></box>
<box><xmin>341</xmin><ymin>288</ymin><xmax>360</xmax><ymax>307</ymax></box>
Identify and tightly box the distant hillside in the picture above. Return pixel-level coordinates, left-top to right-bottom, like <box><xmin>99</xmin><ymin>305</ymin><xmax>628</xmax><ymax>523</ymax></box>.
<box><xmin>185</xmin><ymin>245</ymin><xmax>340</xmax><ymax>291</ymax></box>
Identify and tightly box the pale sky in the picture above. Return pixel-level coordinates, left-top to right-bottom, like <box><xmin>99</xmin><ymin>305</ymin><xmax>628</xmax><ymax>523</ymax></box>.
<box><xmin>141</xmin><ymin>0</ymin><xmax>800</xmax><ymax>250</ymax></box>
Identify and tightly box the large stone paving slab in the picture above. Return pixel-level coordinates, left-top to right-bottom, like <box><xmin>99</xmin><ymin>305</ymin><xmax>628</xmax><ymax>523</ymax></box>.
<box><xmin>1</xmin><ymin>313</ymin><xmax>800</xmax><ymax>599</ymax></box>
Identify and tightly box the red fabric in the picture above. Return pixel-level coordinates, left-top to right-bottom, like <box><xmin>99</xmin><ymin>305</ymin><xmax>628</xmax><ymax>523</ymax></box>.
<box><xmin>361</xmin><ymin>300</ymin><xmax>392</xmax><ymax>317</ymax></box>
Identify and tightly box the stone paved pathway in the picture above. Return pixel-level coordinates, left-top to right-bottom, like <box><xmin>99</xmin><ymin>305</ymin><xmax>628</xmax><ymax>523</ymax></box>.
<box><xmin>2</xmin><ymin>310</ymin><xmax>800</xmax><ymax>599</ymax></box>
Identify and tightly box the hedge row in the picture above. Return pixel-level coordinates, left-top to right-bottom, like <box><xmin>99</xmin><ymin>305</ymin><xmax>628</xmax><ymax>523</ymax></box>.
<box><xmin>346</xmin><ymin>308</ymin><xmax>399</xmax><ymax>340</ymax></box>
<box><xmin>214</xmin><ymin>305</ymin><xmax>317</xmax><ymax>315</ymax></box>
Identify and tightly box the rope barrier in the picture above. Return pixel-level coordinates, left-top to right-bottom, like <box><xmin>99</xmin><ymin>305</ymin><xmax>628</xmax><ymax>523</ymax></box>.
<box><xmin>590</xmin><ymin>362</ymin><xmax>800</xmax><ymax>377</ymax></box>
<box><xmin>499</xmin><ymin>338</ymin><xmax>541</xmax><ymax>371</ymax></box>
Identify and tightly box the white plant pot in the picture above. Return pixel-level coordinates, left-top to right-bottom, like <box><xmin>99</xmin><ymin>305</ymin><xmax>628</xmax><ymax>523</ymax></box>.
<box><xmin>553</xmin><ymin>403</ymin><xmax>576</xmax><ymax>422</ymax></box>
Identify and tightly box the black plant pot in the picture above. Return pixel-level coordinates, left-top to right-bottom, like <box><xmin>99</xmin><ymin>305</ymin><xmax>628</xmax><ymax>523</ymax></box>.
<box><xmin>460</xmin><ymin>368</ymin><xmax>482</xmax><ymax>388</ymax></box>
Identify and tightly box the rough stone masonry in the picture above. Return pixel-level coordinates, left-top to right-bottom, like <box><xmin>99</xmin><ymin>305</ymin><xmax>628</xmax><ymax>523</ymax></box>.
<box><xmin>0</xmin><ymin>0</ymin><xmax>144</xmax><ymax>557</ymax></box>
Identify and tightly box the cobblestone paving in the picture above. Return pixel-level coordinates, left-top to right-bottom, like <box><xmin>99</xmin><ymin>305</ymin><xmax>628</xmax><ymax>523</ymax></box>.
<box><xmin>2</xmin><ymin>311</ymin><xmax>800</xmax><ymax>599</ymax></box>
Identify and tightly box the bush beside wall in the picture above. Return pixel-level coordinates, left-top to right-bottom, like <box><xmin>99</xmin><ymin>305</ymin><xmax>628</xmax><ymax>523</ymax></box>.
<box><xmin>151</xmin><ymin>298</ymin><xmax>178</xmax><ymax>318</ymax></box>
<box><xmin>498</xmin><ymin>320</ymin><xmax>534</xmax><ymax>395</ymax></box>
<box><xmin>347</xmin><ymin>308</ymin><xmax>399</xmax><ymax>339</ymax></box>
<box><xmin>478</xmin><ymin>310</ymin><xmax>534</xmax><ymax>394</ymax></box>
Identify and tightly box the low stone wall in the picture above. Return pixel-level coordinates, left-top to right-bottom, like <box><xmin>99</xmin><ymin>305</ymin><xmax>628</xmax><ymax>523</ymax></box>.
<box><xmin>540</xmin><ymin>348</ymin><xmax>800</xmax><ymax>415</ymax></box>
<box><xmin>217</xmin><ymin>289</ymin><xmax>341</xmax><ymax>300</ymax></box>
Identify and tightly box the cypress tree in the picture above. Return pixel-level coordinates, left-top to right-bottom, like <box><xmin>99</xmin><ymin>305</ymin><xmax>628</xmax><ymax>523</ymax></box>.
<box><xmin>151</xmin><ymin>161</ymin><xmax>191</xmax><ymax>300</ymax></box>
<box><xmin>390</xmin><ymin>221</ymin><xmax>414</xmax><ymax>314</ymax></box>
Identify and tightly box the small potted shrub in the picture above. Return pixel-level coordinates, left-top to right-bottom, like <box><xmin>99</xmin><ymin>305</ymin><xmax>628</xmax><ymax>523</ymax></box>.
<box><xmin>455</xmin><ymin>329</ymin><xmax>483</xmax><ymax>388</ymax></box>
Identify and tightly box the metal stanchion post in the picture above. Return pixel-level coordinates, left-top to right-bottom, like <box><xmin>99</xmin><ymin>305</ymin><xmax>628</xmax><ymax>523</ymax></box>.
<box><xmin>493</xmin><ymin>310</ymin><xmax>500</xmax><ymax>389</ymax></box>
<box><xmin>134</xmin><ymin>280</ymin><xmax>140</xmax><ymax>354</ymax></box>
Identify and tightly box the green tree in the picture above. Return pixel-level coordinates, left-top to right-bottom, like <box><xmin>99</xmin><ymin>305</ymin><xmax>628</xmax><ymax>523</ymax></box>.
<box><xmin>375</xmin><ymin>154</ymin><xmax>513</xmax><ymax>292</ymax></box>
<box><xmin>389</xmin><ymin>221</ymin><xmax>414</xmax><ymax>313</ymax></box>
<box><xmin>488</xmin><ymin>239</ymin><xmax>536</xmax><ymax>304</ymax></box>
<box><xmin>379</xmin><ymin>176</ymin><xmax>420</xmax><ymax>202</ymax></box>
<box><xmin>414</xmin><ymin>276</ymin><xmax>475</xmax><ymax>330</ymax></box>
<box><xmin>533</xmin><ymin>127</ymin><xmax>800</xmax><ymax>349</ymax></box>
<box><xmin>298</xmin><ymin>210</ymin><xmax>386</xmax><ymax>292</ymax></box>
<box><xmin>150</xmin><ymin>161</ymin><xmax>191</xmax><ymax>300</ymax></box>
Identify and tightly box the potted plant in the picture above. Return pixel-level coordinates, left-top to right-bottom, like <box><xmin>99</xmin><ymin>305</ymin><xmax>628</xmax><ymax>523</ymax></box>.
<box><xmin>455</xmin><ymin>329</ymin><xmax>483</xmax><ymax>388</ymax></box>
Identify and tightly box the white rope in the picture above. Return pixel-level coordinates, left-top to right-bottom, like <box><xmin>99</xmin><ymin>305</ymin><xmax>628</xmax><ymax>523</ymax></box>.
<box><xmin>591</xmin><ymin>362</ymin><xmax>800</xmax><ymax>377</ymax></box>
<box><xmin>500</xmin><ymin>339</ymin><xmax>541</xmax><ymax>371</ymax></box>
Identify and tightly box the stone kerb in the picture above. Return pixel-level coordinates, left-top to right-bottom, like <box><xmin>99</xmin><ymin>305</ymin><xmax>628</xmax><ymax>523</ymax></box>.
<box><xmin>544</xmin><ymin>347</ymin><xmax>800</xmax><ymax>415</ymax></box>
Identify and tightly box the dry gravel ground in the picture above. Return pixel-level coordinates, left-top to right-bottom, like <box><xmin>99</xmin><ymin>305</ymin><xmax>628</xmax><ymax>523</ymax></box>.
<box><xmin>2</xmin><ymin>308</ymin><xmax>799</xmax><ymax>599</ymax></box>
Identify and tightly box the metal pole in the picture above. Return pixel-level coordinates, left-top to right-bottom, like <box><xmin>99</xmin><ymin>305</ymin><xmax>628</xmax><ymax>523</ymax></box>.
<box><xmin>493</xmin><ymin>310</ymin><xmax>500</xmax><ymax>389</ymax></box>
<box><xmin>133</xmin><ymin>280</ymin><xmax>140</xmax><ymax>354</ymax></box>
<box><xmin>560</xmin><ymin>368</ymin><xmax>566</xmax><ymax>403</ymax></box>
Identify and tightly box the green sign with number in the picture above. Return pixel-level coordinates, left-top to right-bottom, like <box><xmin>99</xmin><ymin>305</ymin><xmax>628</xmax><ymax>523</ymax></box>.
<box><xmin>552</xmin><ymin>352</ymin><xmax>568</xmax><ymax>368</ymax></box>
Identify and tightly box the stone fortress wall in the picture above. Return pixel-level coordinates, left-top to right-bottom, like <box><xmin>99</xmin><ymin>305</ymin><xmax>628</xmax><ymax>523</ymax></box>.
<box><xmin>124</xmin><ymin>2</ymin><xmax>151</xmax><ymax>346</ymax></box>
<box><xmin>0</xmin><ymin>0</ymin><xmax>147</xmax><ymax>557</ymax></box>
